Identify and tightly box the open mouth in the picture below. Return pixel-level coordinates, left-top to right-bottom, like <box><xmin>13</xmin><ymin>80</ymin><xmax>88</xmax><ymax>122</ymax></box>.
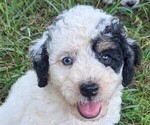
<box><xmin>77</xmin><ymin>101</ymin><xmax>102</xmax><ymax>119</ymax></box>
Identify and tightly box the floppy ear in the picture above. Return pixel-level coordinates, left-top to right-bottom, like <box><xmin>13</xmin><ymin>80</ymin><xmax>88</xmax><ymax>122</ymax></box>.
<box><xmin>122</xmin><ymin>38</ymin><xmax>141</xmax><ymax>86</ymax></box>
<box><xmin>29</xmin><ymin>32</ymin><xmax>50</xmax><ymax>87</ymax></box>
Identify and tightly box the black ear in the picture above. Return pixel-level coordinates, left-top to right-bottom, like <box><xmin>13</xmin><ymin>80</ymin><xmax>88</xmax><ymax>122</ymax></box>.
<box><xmin>130</xmin><ymin>43</ymin><xmax>141</xmax><ymax>66</ymax></box>
<box><xmin>29</xmin><ymin>33</ymin><xmax>50</xmax><ymax>87</ymax></box>
<box><xmin>32</xmin><ymin>44</ymin><xmax>49</xmax><ymax>87</ymax></box>
<box><xmin>122</xmin><ymin>38</ymin><xmax>141</xmax><ymax>86</ymax></box>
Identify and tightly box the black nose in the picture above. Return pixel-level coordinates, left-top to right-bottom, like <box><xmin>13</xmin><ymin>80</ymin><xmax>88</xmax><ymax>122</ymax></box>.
<box><xmin>126</xmin><ymin>1</ymin><xmax>136</xmax><ymax>7</ymax></box>
<box><xmin>80</xmin><ymin>82</ymin><xmax>99</xmax><ymax>97</ymax></box>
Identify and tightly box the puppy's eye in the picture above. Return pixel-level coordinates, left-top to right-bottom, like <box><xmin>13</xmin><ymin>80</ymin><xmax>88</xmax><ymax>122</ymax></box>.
<box><xmin>62</xmin><ymin>57</ymin><xmax>73</xmax><ymax>65</ymax></box>
<box><xmin>100</xmin><ymin>55</ymin><xmax>112</xmax><ymax>65</ymax></box>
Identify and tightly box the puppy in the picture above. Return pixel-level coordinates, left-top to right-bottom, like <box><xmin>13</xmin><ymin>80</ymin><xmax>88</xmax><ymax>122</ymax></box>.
<box><xmin>103</xmin><ymin>0</ymin><xmax>140</xmax><ymax>7</ymax></box>
<box><xmin>0</xmin><ymin>5</ymin><xmax>141</xmax><ymax>125</ymax></box>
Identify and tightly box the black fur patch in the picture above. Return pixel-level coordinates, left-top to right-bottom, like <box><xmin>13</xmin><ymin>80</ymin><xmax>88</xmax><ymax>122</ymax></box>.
<box><xmin>130</xmin><ymin>44</ymin><xmax>141</xmax><ymax>66</ymax></box>
<box><xmin>122</xmin><ymin>43</ymin><xmax>134</xmax><ymax>86</ymax></box>
<box><xmin>92</xmin><ymin>19</ymin><xmax>141</xmax><ymax>86</ymax></box>
<box><xmin>33</xmin><ymin>43</ymin><xmax>49</xmax><ymax>87</ymax></box>
<box><xmin>92</xmin><ymin>38</ymin><xmax>123</xmax><ymax>73</ymax></box>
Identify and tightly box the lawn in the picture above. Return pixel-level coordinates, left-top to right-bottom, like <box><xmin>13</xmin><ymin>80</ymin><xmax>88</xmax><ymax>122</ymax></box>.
<box><xmin>0</xmin><ymin>0</ymin><xmax>150</xmax><ymax>124</ymax></box>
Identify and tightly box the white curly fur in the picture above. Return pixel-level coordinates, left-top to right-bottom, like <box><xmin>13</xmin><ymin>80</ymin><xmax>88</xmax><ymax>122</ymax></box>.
<box><xmin>0</xmin><ymin>5</ymin><xmax>135</xmax><ymax>125</ymax></box>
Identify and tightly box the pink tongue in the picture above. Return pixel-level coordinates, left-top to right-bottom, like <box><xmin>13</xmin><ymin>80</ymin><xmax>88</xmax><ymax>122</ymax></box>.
<box><xmin>78</xmin><ymin>101</ymin><xmax>101</xmax><ymax>118</ymax></box>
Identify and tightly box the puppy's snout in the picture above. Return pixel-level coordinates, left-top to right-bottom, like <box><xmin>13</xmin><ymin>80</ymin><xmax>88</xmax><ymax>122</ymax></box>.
<box><xmin>80</xmin><ymin>82</ymin><xmax>99</xmax><ymax>97</ymax></box>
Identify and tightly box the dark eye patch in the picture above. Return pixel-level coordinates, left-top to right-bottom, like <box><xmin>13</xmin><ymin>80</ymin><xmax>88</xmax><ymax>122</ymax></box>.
<box><xmin>91</xmin><ymin>36</ymin><xmax>124</xmax><ymax>73</ymax></box>
<box><xmin>95</xmin><ymin>48</ymin><xmax>123</xmax><ymax>73</ymax></box>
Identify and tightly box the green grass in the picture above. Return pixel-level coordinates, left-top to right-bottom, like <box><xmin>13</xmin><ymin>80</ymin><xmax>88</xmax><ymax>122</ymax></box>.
<box><xmin>0</xmin><ymin>0</ymin><xmax>150</xmax><ymax>124</ymax></box>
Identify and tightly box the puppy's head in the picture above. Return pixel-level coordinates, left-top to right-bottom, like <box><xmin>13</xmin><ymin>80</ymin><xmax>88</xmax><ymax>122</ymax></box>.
<box><xmin>30</xmin><ymin>5</ymin><xmax>141</xmax><ymax>121</ymax></box>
